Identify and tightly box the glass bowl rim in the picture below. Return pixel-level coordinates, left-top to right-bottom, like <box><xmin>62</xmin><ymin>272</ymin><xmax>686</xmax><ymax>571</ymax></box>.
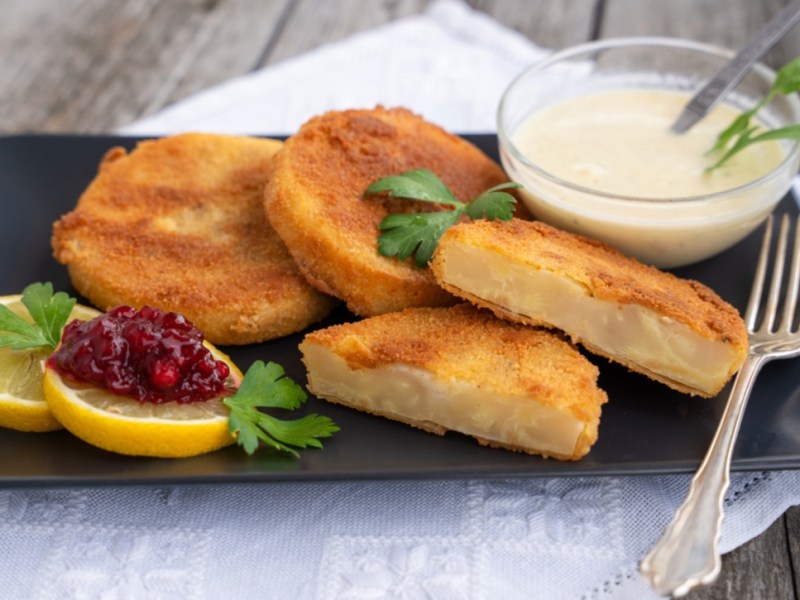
<box><xmin>497</xmin><ymin>36</ymin><xmax>800</xmax><ymax>204</ymax></box>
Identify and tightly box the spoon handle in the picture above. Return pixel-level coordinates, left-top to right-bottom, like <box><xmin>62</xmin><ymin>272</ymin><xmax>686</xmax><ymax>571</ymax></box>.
<box><xmin>672</xmin><ymin>0</ymin><xmax>800</xmax><ymax>133</ymax></box>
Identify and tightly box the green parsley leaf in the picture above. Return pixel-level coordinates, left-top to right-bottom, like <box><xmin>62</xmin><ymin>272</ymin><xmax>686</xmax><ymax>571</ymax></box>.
<box><xmin>0</xmin><ymin>282</ymin><xmax>76</xmax><ymax>351</ymax></box>
<box><xmin>367</xmin><ymin>171</ymin><xmax>520</xmax><ymax>267</ymax></box>
<box><xmin>22</xmin><ymin>282</ymin><xmax>76</xmax><ymax>349</ymax></box>
<box><xmin>223</xmin><ymin>360</ymin><xmax>339</xmax><ymax>457</ymax></box>
<box><xmin>465</xmin><ymin>182</ymin><xmax>522</xmax><ymax>220</ymax></box>
<box><xmin>707</xmin><ymin>56</ymin><xmax>800</xmax><ymax>170</ymax></box>
<box><xmin>0</xmin><ymin>306</ymin><xmax>47</xmax><ymax>350</ymax></box>
<box><xmin>378</xmin><ymin>211</ymin><xmax>461</xmax><ymax>268</ymax></box>
<box><xmin>366</xmin><ymin>168</ymin><xmax>463</xmax><ymax>208</ymax></box>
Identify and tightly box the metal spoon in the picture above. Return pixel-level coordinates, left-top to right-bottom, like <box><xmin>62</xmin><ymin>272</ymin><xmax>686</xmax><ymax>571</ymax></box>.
<box><xmin>672</xmin><ymin>0</ymin><xmax>800</xmax><ymax>133</ymax></box>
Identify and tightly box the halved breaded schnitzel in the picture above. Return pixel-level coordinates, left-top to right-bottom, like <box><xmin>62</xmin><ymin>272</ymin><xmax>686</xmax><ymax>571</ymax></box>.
<box><xmin>300</xmin><ymin>304</ymin><xmax>608</xmax><ymax>460</ymax></box>
<box><xmin>264</xmin><ymin>106</ymin><xmax>517</xmax><ymax>317</ymax></box>
<box><xmin>52</xmin><ymin>133</ymin><xmax>337</xmax><ymax>345</ymax></box>
<box><xmin>431</xmin><ymin>219</ymin><xmax>748</xmax><ymax>397</ymax></box>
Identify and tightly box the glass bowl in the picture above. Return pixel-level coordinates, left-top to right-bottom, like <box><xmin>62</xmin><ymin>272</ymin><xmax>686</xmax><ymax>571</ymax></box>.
<box><xmin>498</xmin><ymin>37</ymin><xmax>800</xmax><ymax>268</ymax></box>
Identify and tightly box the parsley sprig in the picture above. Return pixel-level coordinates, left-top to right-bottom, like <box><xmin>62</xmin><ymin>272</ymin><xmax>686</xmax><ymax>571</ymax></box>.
<box><xmin>0</xmin><ymin>282</ymin><xmax>76</xmax><ymax>351</ymax></box>
<box><xmin>707</xmin><ymin>56</ymin><xmax>800</xmax><ymax>171</ymax></box>
<box><xmin>224</xmin><ymin>360</ymin><xmax>339</xmax><ymax>457</ymax></box>
<box><xmin>365</xmin><ymin>169</ymin><xmax>521</xmax><ymax>267</ymax></box>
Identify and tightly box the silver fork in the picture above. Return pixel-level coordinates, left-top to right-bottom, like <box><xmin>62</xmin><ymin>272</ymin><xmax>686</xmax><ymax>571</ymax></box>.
<box><xmin>640</xmin><ymin>214</ymin><xmax>800</xmax><ymax>597</ymax></box>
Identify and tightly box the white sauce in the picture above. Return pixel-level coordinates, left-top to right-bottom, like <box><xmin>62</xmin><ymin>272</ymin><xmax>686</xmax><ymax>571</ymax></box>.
<box><xmin>503</xmin><ymin>89</ymin><xmax>795</xmax><ymax>267</ymax></box>
<box><xmin>514</xmin><ymin>89</ymin><xmax>784</xmax><ymax>198</ymax></box>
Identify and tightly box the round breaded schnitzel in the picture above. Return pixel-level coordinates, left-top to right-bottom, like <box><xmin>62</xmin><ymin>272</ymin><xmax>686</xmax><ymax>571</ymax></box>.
<box><xmin>52</xmin><ymin>133</ymin><xmax>337</xmax><ymax>345</ymax></box>
<box><xmin>263</xmin><ymin>106</ymin><xmax>516</xmax><ymax>316</ymax></box>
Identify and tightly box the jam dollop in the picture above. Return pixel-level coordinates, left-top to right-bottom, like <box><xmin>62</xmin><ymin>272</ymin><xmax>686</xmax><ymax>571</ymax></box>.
<box><xmin>48</xmin><ymin>305</ymin><xmax>232</xmax><ymax>404</ymax></box>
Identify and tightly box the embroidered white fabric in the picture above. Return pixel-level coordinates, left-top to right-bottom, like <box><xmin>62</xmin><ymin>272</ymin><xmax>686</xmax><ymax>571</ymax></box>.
<box><xmin>5</xmin><ymin>1</ymin><xmax>799</xmax><ymax>598</ymax></box>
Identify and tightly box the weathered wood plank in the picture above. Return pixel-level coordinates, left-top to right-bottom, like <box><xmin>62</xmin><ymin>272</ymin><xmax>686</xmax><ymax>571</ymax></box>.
<box><xmin>259</xmin><ymin>0</ymin><xmax>599</xmax><ymax>67</ymax></box>
<box><xmin>467</xmin><ymin>0</ymin><xmax>598</xmax><ymax>49</ymax></box>
<box><xmin>685</xmin><ymin>516</ymin><xmax>795</xmax><ymax>600</ymax></box>
<box><xmin>0</xmin><ymin>0</ymin><xmax>610</xmax><ymax>133</ymax></box>
<box><xmin>260</xmin><ymin>0</ymin><xmax>431</xmax><ymax>66</ymax></box>
<box><xmin>0</xmin><ymin>0</ymin><xmax>290</xmax><ymax>133</ymax></box>
<box><xmin>601</xmin><ymin>0</ymin><xmax>800</xmax><ymax>69</ymax></box>
<box><xmin>786</xmin><ymin>505</ymin><xmax>800</xmax><ymax>598</ymax></box>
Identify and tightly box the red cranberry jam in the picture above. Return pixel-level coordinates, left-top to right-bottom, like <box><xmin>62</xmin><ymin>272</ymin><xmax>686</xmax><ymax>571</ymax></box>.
<box><xmin>48</xmin><ymin>305</ymin><xmax>232</xmax><ymax>404</ymax></box>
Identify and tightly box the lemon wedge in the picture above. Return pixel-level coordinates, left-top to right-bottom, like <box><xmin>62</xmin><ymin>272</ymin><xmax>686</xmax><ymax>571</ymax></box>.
<box><xmin>0</xmin><ymin>295</ymin><xmax>100</xmax><ymax>432</ymax></box>
<box><xmin>43</xmin><ymin>344</ymin><xmax>243</xmax><ymax>457</ymax></box>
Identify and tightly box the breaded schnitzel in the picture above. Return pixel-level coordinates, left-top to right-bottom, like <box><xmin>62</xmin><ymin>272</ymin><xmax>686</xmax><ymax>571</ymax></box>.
<box><xmin>431</xmin><ymin>219</ymin><xmax>748</xmax><ymax>397</ymax></box>
<box><xmin>300</xmin><ymin>304</ymin><xmax>608</xmax><ymax>460</ymax></box>
<box><xmin>264</xmin><ymin>106</ymin><xmax>516</xmax><ymax>317</ymax></box>
<box><xmin>52</xmin><ymin>133</ymin><xmax>337</xmax><ymax>345</ymax></box>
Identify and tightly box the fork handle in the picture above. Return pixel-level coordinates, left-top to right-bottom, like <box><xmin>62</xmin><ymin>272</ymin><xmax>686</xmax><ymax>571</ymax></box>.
<box><xmin>639</xmin><ymin>353</ymin><xmax>766</xmax><ymax>597</ymax></box>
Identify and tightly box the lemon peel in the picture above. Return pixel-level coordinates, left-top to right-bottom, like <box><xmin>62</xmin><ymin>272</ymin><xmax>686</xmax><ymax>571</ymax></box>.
<box><xmin>0</xmin><ymin>295</ymin><xmax>99</xmax><ymax>432</ymax></box>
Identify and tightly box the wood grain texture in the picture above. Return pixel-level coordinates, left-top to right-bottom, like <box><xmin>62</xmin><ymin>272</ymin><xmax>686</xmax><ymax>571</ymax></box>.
<box><xmin>601</xmin><ymin>0</ymin><xmax>800</xmax><ymax>69</ymax></box>
<box><xmin>259</xmin><ymin>0</ymin><xmax>430</xmax><ymax>66</ymax></box>
<box><xmin>0</xmin><ymin>0</ymin><xmax>290</xmax><ymax>133</ymax></box>
<box><xmin>467</xmin><ymin>0</ymin><xmax>598</xmax><ymax>49</ymax></box>
<box><xmin>787</xmin><ymin>505</ymin><xmax>800</xmax><ymax>599</ymax></box>
<box><xmin>686</xmin><ymin>513</ymin><xmax>795</xmax><ymax>600</ymax></box>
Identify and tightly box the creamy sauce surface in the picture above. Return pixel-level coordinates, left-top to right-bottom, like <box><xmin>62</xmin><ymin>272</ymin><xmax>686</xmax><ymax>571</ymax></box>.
<box><xmin>513</xmin><ymin>89</ymin><xmax>784</xmax><ymax>198</ymax></box>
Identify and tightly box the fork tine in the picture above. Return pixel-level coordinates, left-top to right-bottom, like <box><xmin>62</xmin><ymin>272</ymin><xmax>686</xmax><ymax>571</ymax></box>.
<box><xmin>762</xmin><ymin>214</ymin><xmax>790</xmax><ymax>333</ymax></box>
<box><xmin>745</xmin><ymin>216</ymin><xmax>773</xmax><ymax>330</ymax></box>
<box><xmin>780</xmin><ymin>216</ymin><xmax>800</xmax><ymax>333</ymax></box>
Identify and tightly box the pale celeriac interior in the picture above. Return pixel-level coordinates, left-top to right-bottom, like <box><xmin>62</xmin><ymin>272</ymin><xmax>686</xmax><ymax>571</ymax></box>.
<box><xmin>438</xmin><ymin>242</ymin><xmax>739</xmax><ymax>396</ymax></box>
<box><xmin>301</xmin><ymin>342</ymin><xmax>585</xmax><ymax>457</ymax></box>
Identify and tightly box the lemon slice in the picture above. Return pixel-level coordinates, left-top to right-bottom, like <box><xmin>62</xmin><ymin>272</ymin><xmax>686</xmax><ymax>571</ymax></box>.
<box><xmin>0</xmin><ymin>295</ymin><xmax>100</xmax><ymax>432</ymax></box>
<box><xmin>43</xmin><ymin>344</ymin><xmax>243</xmax><ymax>457</ymax></box>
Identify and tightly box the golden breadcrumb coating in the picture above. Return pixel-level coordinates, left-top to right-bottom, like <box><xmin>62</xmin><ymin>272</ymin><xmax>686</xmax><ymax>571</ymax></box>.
<box><xmin>52</xmin><ymin>133</ymin><xmax>336</xmax><ymax>345</ymax></box>
<box><xmin>264</xmin><ymin>106</ymin><xmax>520</xmax><ymax>317</ymax></box>
<box><xmin>431</xmin><ymin>219</ymin><xmax>748</xmax><ymax>395</ymax></box>
<box><xmin>301</xmin><ymin>304</ymin><xmax>607</xmax><ymax>460</ymax></box>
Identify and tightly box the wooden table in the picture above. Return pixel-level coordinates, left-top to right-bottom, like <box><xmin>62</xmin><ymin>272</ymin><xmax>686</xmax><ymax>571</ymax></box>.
<box><xmin>2</xmin><ymin>1</ymin><xmax>799</xmax><ymax>597</ymax></box>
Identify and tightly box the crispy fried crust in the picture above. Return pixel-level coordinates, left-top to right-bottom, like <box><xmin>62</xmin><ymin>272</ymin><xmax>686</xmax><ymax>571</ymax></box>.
<box><xmin>263</xmin><ymin>106</ymin><xmax>517</xmax><ymax>317</ymax></box>
<box><xmin>431</xmin><ymin>219</ymin><xmax>748</xmax><ymax>394</ymax></box>
<box><xmin>302</xmin><ymin>304</ymin><xmax>608</xmax><ymax>460</ymax></box>
<box><xmin>51</xmin><ymin>133</ymin><xmax>337</xmax><ymax>345</ymax></box>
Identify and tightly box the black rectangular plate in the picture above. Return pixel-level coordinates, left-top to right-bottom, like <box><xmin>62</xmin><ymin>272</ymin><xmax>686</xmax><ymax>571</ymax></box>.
<box><xmin>1</xmin><ymin>134</ymin><xmax>799</xmax><ymax>488</ymax></box>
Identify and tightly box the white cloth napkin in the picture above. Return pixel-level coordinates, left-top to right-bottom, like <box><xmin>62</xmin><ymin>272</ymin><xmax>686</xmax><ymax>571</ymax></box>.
<box><xmin>119</xmin><ymin>0</ymin><xmax>541</xmax><ymax>136</ymax></box>
<box><xmin>6</xmin><ymin>2</ymin><xmax>800</xmax><ymax>599</ymax></box>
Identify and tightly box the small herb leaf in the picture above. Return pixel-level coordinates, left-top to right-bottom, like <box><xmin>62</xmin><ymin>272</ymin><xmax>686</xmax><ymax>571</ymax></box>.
<box><xmin>773</xmin><ymin>56</ymin><xmax>800</xmax><ymax>96</ymax></box>
<box><xmin>0</xmin><ymin>314</ymin><xmax>49</xmax><ymax>350</ymax></box>
<box><xmin>234</xmin><ymin>360</ymin><xmax>306</xmax><ymax>410</ymax></box>
<box><xmin>465</xmin><ymin>183</ymin><xmax>521</xmax><ymax>221</ymax></box>
<box><xmin>707</xmin><ymin>107</ymin><xmax>759</xmax><ymax>155</ymax></box>
<box><xmin>707</xmin><ymin>55</ymin><xmax>800</xmax><ymax>170</ymax></box>
<box><xmin>0</xmin><ymin>282</ymin><xmax>75</xmax><ymax>351</ymax></box>
<box><xmin>223</xmin><ymin>360</ymin><xmax>339</xmax><ymax>457</ymax></box>
<box><xmin>367</xmin><ymin>170</ymin><xmax>520</xmax><ymax>267</ymax></box>
<box><xmin>378</xmin><ymin>211</ymin><xmax>461</xmax><ymax>267</ymax></box>
<box><xmin>745</xmin><ymin>123</ymin><xmax>800</xmax><ymax>144</ymax></box>
<box><xmin>366</xmin><ymin>169</ymin><xmax>463</xmax><ymax>208</ymax></box>
<box><xmin>256</xmin><ymin>413</ymin><xmax>337</xmax><ymax>450</ymax></box>
<box><xmin>21</xmin><ymin>282</ymin><xmax>76</xmax><ymax>349</ymax></box>
<box><xmin>707</xmin><ymin>124</ymin><xmax>800</xmax><ymax>171</ymax></box>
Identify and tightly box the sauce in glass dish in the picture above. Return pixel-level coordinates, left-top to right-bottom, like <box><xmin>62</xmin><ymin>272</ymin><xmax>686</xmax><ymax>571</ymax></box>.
<box><xmin>499</xmin><ymin>39</ymin><xmax>800</xmax><ymax>268</ymax></box>
<box><xmin>513</xmin><ymin>89</ymin><xmax>785</xmax><ymax>199</ymax></box>
<box><xmin>500</xmin><ymin>84</ymin><xmax>799</xmax><ymax>268</ymax></box>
